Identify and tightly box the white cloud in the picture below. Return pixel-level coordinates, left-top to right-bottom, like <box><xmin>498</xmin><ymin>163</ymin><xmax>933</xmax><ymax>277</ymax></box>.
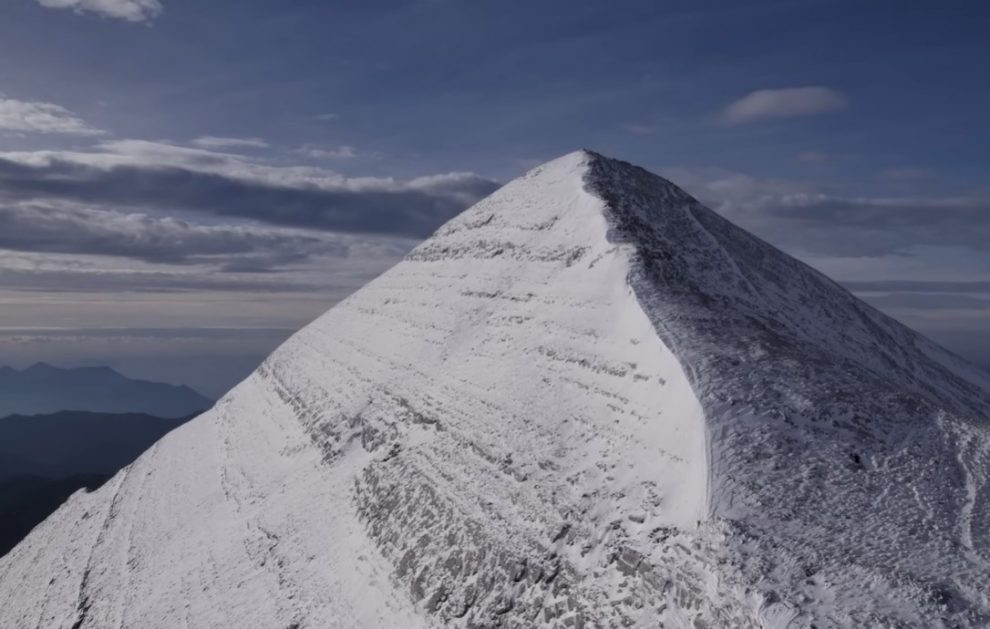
<box><xmin>621</xmin><ymin>123</ymin><xmax>657</xmax><ymax>135</ymax></box>
<box><xmin>190</xmin><ymin>136</ymin><xmax>269</xmax><ymax>150</ymax></box>
<box><xmin>36</xmin><ymin>0</ymin><xmax>162</xmax><ymax>22</ymax></box>
<box><xmin>294</xmin><ymin>144</ymin><xmax>357</xmax><ymax>160</ymax></box>
<box><xmin>0</xmin><ymin>97</ymin><xmax>104</xmax><ymax>136</ymax></box>
<box><xmin>721</xmin><ymin>87</ymin><xmax>848</xmax><ymax>125</ymax></box>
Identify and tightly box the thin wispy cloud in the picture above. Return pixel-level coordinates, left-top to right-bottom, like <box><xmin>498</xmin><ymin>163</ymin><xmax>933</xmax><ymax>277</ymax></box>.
<box><xmin>843</xmin><ymin>280</ymin><xmax>990</xmax><ymax>294</ymax></box>
<box><xmin>35</xmin><ymin>0</ymin><xmax>162</xmax><ymax>22</ymax></box>
<box><xmin>0</xmin><ymin>140</ymin><xmax>499</xmax><ymax>237</ymax></box>
<box><xmin>294</xmin><ymin>144</ymin><xmax>358</xmax><ymax>160</ymax></box>
<box><xmin>721</xmin><ymin>87</ymin><xmax>848</xmax><ymax>125</ymax></box>
<box><xmin>664</xmin><ymin>165</ymin><xmax>990</xmax><ymax>256</ymax></box>
<box><xmin>0</xmin><ymin>97</ymin><xmax>104</xmax><ymax>136</ymax></box>
<box><xmin>859</xmin><ymin>292</ymin><xmax>990</xmax><ymax>312</ymax></box>
<box><xmin>0</xmin><ymin>200</ymin><xmax>341</xmax><ymax>268</ymax></box>
<box><xmin>0</xmin><ymin>261</ymin><xmax>323</xmax><ymax>294</ymax></box>
<box><xmin>756</xmin><ymin>194</ymin><xmax>990</xmax><ymax>255</ymax></box>
<box><xmin>190</xmin><ymin>136</ymin><xmax>269</xmax><ymax>150</ymax></box>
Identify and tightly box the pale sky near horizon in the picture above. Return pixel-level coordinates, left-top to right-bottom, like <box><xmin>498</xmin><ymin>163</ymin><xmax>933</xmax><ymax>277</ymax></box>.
<box><xmin>1</xmin><ymin>0</ymin><xmax>988</xmax><ymax>396</ymax></box>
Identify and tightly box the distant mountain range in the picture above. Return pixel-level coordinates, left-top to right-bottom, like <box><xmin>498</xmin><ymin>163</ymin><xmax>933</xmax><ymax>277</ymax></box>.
<box><xmin>0</xmin><ymin>363</ymin><xmax>212</xmax><ymax>418</ymax></box>
<box><xmin>0</xmin><ymin>366</ymin><xmax>208</xmax><ymax>557</ymax></box>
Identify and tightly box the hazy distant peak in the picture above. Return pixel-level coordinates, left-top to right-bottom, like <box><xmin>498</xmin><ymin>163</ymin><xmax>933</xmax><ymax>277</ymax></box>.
<box><xmin>0</xmin><ymin>363</ymin><xmax>211</xmax><ymax>418</ymax></box>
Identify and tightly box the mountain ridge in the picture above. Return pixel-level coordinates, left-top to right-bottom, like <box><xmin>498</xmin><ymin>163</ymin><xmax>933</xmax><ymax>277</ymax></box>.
<box><xmin>0</xmin><ymin>363</ymin><xmax>212</xmax><ymax>418</ymax></box>
<box><xmin>0</xmin><ymin>150</ymin><xmax>987</xmax><ymax>628</ymax></box>
<box><xmin>585</xmin><ymin>150</ymin><xmax>990</xmax><ymax>623</ymax></box>
<box><xmin>585</xmin><ymin>150</ymin><xmax>990</xmax><ymax>406</ymax></box>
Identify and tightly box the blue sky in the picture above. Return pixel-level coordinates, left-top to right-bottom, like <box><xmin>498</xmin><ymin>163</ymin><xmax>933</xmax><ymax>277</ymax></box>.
<box><xmin>1</xmin><ymin>0</ymin><xmax>988</xmax><ymax>395</ymax></box>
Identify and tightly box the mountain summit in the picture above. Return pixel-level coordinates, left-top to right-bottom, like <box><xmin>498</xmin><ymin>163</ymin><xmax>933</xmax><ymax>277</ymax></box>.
<box><xmin>1</xmin><ymin>151</ymin><xmax>987</xmax><ymax>627</ymax></box>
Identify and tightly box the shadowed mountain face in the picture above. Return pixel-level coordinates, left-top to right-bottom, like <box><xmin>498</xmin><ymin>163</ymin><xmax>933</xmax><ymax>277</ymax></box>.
<box><xmin>0</xmin><ymin>410</ymin><xmax>195</xmax><ymax>558</ymax></box>
<box><xmin>0</xmin><ymin>475</ymin><xmax>110</xmax><ymax>558</ymax></box>
<box><xmin>0</xmin><ymin>411</ymin><xmax>193</xmax><ymax>482</ymax></box>
<box><xmin>0</xmin><ymin>151</ymin><xmax>987</xmax><ymax>628</ymax></box>
<box><xmin>0</xmin><ymin>363</ymin><xmax>212</xmax><ymax>418</ymax></box>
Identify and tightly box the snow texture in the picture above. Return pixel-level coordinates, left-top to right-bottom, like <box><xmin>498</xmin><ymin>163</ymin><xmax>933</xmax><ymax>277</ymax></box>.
<box><xmin>1</xmin><ymin>151</ymin><xmax>988</xmax><ymax>628</ymax></box>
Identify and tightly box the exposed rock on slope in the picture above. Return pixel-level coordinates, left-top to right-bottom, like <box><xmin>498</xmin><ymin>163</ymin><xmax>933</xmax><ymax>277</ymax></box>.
<box><xmin>1</xmin><ymin>151</ymin><xmax>987</xmax><ymax>628</ymax></box>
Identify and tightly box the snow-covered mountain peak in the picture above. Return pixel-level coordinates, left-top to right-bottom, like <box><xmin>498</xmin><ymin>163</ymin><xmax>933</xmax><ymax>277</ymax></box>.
<box><xmin>1</xmin><ymin>151</ymin><xmax>988</xmax><ymax>628</ymax></box>
<box><xmin>428</xmin><ymin>149</ymin><xmax>691</xmax><ymax>240</ymax></box>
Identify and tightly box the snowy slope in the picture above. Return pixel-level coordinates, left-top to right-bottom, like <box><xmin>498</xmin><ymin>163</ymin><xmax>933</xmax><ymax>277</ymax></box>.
<box><xmin>1</xmin><ymin>151</ymin><xmax>988</xmax><ymax>628</ymax></box>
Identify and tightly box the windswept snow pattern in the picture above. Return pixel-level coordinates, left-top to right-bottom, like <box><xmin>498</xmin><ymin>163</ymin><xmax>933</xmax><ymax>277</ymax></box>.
<box><xmin>1</xmin><ymin>151</ymin><xmax>988</xmax><ymax>628</ymax></box>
